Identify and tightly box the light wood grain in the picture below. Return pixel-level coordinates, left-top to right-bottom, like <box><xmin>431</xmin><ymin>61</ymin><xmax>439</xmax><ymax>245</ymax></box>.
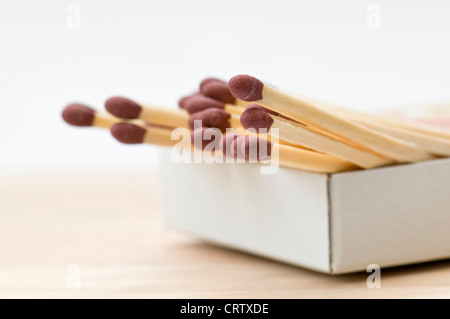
<box><xmin>0</xmin><ymin>168</ymin><xmax>449</xmax><ymax>299</ymax></box>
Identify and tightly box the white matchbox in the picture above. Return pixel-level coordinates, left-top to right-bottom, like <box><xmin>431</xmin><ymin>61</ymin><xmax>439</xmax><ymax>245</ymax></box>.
<box><xmin>160</xmin><ymin>151</ymin><xmax>450</xmax><ymax>274</ymax></box>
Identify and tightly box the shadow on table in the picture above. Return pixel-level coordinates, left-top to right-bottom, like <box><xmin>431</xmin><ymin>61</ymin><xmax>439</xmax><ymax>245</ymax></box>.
<box><xmin>191</xmin><ymin>239</ymin><xmax>450</xmax><ymax>283</ymax></box>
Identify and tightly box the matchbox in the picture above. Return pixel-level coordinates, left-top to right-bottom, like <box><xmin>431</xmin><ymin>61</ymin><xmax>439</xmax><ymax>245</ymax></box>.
<box><xmin>160</xmin><ymin>151</ymin><xmax>450</xmax><ymax>274</ymax></box>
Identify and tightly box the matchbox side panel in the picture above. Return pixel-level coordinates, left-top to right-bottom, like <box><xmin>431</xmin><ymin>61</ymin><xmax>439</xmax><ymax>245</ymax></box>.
<box><xmin>160</xmin><ymin>150</ymin><xmax>332</xmax><ymax>273</ymax></box>
<box><xmin>329</xmin><ymin>158</ymin><xmax>450</xmax><ymax>274</ymax></box>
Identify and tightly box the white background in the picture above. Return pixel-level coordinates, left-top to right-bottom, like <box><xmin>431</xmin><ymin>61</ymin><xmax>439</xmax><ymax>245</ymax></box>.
<box><xmin>2</xmin><ymin>0</ymin><xmax>450</xmax><ymax>172</ymax></box>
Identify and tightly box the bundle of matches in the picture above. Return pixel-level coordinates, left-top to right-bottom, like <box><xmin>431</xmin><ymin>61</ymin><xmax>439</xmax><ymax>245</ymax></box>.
<box><xmin>62</xmin><ymin>75</ymin><xmax>450</xmax><ymax>174</ymax></box>
<box><xmin>191</xmin><ymin>127</ymin><xmax>357</xmax><ymax>173</ymax></box>
<box><xmin>227</xmin><ymin>74</ymin><xmax>450</xmax><ymax>168</ymax></box>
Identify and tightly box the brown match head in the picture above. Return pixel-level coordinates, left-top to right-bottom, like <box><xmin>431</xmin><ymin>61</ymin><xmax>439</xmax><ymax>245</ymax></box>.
<box><xmin>246</xmin><ymin>103</ymin><xmax>296</xmax><ymax>123</ymax></box>
<box><xmin>110</xmin><ymin>123</ymin><xmax>146</xmax><ymax>144</ymax></box>
<box><xmin>228</xmin><ymin>74</ymin><xmax>264</xmax><ymax>101</ymax></box>
<box><xmin>200</xmin><ymin>81</ymin><xmax>235</xmax><ymax>104</ymax></box>
<box><xmin>199</xmin><ymin>77</ymin><xmax>226</xmax><ymax>91</ymax></box>
<box><xmin>178</xmin><ymin>92</ymin><xmax>202</xmax><ymax>109</ymax></box>
<box><xmin>191</xmin><ymin>127</ymin><xmax>222</xmax><ymax>150</ymax></box>
<box><xmin>229</xmin><ymin>135</ymin><xmax>248</xmax><ymax>160</ymax></box>
<box><xmin>239</xmin><ymin>135</ymin><xmax>272</xmax><ymax>161</ymax></box>
<box><xmin>245</xmin><ymin>104</ymin><xmax>280</xmax><ymax>117</ymax></box>
<box><xmin>240</xmin><ymin>103</ymin><xmax>274</xmax><ymax>133</ymax></box>
<box><xmin>183</xmin><ymin>95</ymin><xmax>225</xmax><ymax>114</ymax></box>
<box><xmin>62</xmin><ymin>103</ymin><xmax>96</xmax><ymax>127</ymax></box>
<box><xmin>105</xmin><ymin>96</ymin><xmax>142</xmax><ymax>119</ymax></box>
<box><xmin>221</xmin><ymin>133</ymin><xmax>239</xmax><ymax>158</ymax></box>
<box><xmin>188</xmin><ymin>108</ymin><xmax>231</xmax><ymax>132</ymax></box>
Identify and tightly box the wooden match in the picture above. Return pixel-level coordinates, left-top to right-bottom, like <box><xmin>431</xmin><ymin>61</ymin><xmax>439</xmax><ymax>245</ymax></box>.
<box><xmin>332</xmin><ymin>109</ymin><xmax>450</xmax><ymax>157</ymax></box>
<box><xmin>110</xmin><ymin>122</ymin><xmax>178</xmax><ymax>148</ymax></box>
<box><xmin>188</xmin><ymin>108</ymin><xmax>242</xmax><ymax>131</ymax></box>
<box><xmin>239</xmin><ymin>105</ymin><xmax>396</xmax><ymax>168</ymax></box>
<box><xmin>333</xmin><ymin>107</ymin><xmax>450</xmax><ymax>140</ymax></box>
<box><xmin>182</xmin><ymin>95</ymin><xmax>244</xmax><ymax>116</ymax></box>
<box><xmin>105</xmin><ymin>96</ymin><xmax>190</xmax><ymax>129</ymax></box>
<box><xmin>239</xmin><ymin>135</ymin><xmax>357</xmax><ymax>173</ymax></box>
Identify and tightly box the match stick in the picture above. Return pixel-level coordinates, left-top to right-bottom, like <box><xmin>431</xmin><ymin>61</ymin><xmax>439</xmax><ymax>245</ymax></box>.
<box><xmin>240</xmin><ymin>105</ymin><xmax>396</xmax><ymax>168</ymax></box>
<box><xmin>229</xmin><ymin>75</ymin><xmax>434</xmax><ymax>163</ymax></box>
<box><xmin>337</xmin><ymin>108</ymin><xmax>450</xmax><ymax>141</ymax></box>
<box><xmin>237</xmin><ymin>135</ymin><xmax>357</xmax><ymax>173</ymax></box>
<box><xmin>333</xmin><ymin>110</ymin><xmax>450</xmax><ymax>156</ymax></box>
<box><xmin>284</xmin><ymin>92</ymin><xmax>450</xmax><ymax>141</ymax></box>
<box><xmin>183</xmin><ymin>95</ymin><xmax>244</xmax><ymax>115</ymax></box>
<box><xmin>191</xmin><ymin>128</ymin><xmax>357</xmax><ymax>173</ymax></box>
<box><xmin>110</xmin><ymin>122</ymin><xmax>177</xmax><ymax>147</ymax></box>
<box><xmin>62</xmin><ymin>103</ymin><xmax>143</xmax><ymax>129</ymax></box>
<box><xmin>105</xmin><ymin>96</ymin><xmax>190</xmax><ymax>129</ymax></box>
<box><xmin>199</xmin><ymin>78</ymin><xmax>248</xmax><ymax>107</ymax></box>
<box><xmin>188</xmin><ymin>108</ymin><xmax>242</xmax><ymax>131</ymax></box>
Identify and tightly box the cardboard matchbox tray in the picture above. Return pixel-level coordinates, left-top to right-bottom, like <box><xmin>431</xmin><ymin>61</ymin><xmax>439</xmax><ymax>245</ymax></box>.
<box><xmin>160</xmin><ymin>150</ymin><xmax>450</xmax><ymax>274</ymax></box>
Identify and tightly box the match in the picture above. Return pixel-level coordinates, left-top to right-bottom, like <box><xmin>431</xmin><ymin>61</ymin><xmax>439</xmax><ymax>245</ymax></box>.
<box><xmin>182</xmin><ymin>95</ymin><xmax>243</xmax><ymax>115</ymax></box>
<box><xmin>229</xmin><ymin>74</ymin><xmax>434</xmax><ymax>163</ymax></box>
<box><xmin>332</xmin><ymin>109</ymin><xmax>450</xmax><ymax>157</ymax></box>
<box><xmin>240</xmin><ymin>105</ymin><xmax>396</xmax><ymax>169</ymax></box>
<box><xmin>239</xmin><ymin>135</ymin><xmax>357</xmax><ymax>173</ymax></box>
<box><xmin>110</xmin><ymin>122</ymin><xmax>177</xmax><ymax>147</ymax></box>
<box><xmin>105</xmin><ymin>96</ymin><xmax>190</xmax><ymax>129</ymax></box>
<box><xmin>188</xmin><ymin>108</ymin><xmax>242</xmax><ymax>132</ymax></box>
<box><xmin>333</xmin><ymin>107</ymin><xmax>450</xmax><ymax>141</ymax></box>
<box><xmin>179</xmin><ymin>92</ymin><xmax>203</xmax><ymax>109</ymax></box>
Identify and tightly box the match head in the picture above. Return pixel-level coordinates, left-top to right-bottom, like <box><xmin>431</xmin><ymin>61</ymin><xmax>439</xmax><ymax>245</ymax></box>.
<box><xmin>200</xmin><ymin>81</ymin><xmax>235</xmax><ymax>104</ymax></box>
<box><xmin>110</xmin><ymin>123</ymin><xmax>146</xmax><ymax>144</ymax></box>
<box><xmin>191</xmin><ymin>127</ymin><xmax>222</xmax><ymax>150</ymax></box>
<box><xmin>238</xmin><ymin>135</ymin><xmax>272</xmax><ymax>161</ymax></box>
<box><xmin>240</xmin><ymin>103</ymin><xmax>274</xmax><ymax>133</ymax></box>
<box><xmin>228</xmin><ymin>75</ymin><xmax>264</xmax><ymax>102</ymax></box>
<box><xmin>62</xmin><ymin>103</ymin><xmax>96</xmax><ymax>127</ymax></box>
<box><xmin>221</xmin><ymin>133</ymin><xmax>239</xmax><ymax>158</ymax></box>
<box><xmin>199</xmin><ymin>77</ymin><xmax>226</xmax><ymax>91</ymax></box>
<box><xmin>245</xmin><ymin>104</ymin><xmax>279</xmax><ymax>117</ymax></box>
<box><xmin>105</xmin><ymin>96</ymin><xmax>142</xmax><ymax>119</ymax></box>
<box><xmin>183</xmin><ymin>95</ymin><xmax>225</xmax><ymax>114</ymax></box>
<box><xmin>178</xmin><ymin>92</ymin><xmax>202</xmax><ymax>109</ymax></box>
<box><xmin>188</xmin><ymin>108</ymin><xmax>231</xmax><ymax>132</ymax></box>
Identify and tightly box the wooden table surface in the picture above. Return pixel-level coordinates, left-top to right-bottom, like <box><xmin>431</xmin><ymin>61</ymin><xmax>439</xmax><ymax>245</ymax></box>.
<box><xmin>1</xmin><ymin>168</ymin><xmax>449</xmax><ymax>299</ymax></box>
